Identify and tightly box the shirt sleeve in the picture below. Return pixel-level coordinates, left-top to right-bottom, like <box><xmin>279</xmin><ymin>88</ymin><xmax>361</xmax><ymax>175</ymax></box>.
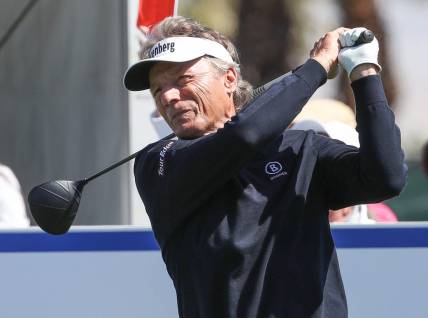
<box><xmin>315</xmin><ymin>75</ymin><xmax>407</xmax><ymax>210</ymax></box>
<box><xmin>134</xmin><ymin>59</ymin><xmax>327</xmax><ymax>247</ymax></box>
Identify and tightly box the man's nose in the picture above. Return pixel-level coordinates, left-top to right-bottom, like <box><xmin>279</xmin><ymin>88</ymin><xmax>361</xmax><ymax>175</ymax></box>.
<box><xmin>160</xmin><ymin>86</ymin><xmax>180</xmax><ymax>107</ymax></box>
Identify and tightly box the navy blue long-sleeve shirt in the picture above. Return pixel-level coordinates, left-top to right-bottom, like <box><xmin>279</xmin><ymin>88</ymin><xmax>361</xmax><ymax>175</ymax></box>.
<box><xmin>134</xmin><ymin>59</ymin><xmax>407</xmax><ymax>318</ymax></box>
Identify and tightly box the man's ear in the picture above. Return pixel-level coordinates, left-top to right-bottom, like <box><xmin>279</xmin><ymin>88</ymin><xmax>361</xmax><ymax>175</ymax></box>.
<box><xmin>224</xmin><ymin>67</ymin><xmax>238</xmax><ymax>93</ymax></box>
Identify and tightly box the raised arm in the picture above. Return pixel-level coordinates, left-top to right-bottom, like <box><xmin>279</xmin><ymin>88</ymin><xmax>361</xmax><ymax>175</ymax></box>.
<box><xmin>316</xmin><ymin>29</ymin><xmax>406</xmax><ymax>209</ymax></box>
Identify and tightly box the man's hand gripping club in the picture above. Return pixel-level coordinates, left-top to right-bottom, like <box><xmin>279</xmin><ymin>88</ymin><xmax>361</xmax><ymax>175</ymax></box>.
<box><xmin>310</xmin><ymin>27</ymin><xmax>381</xmax><ymax>81</ymax></box>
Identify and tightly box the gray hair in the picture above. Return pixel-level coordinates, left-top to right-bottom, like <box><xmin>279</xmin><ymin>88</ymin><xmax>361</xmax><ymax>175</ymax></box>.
<box><xmin>139</xmin><ymin>16</ymin><xmax>253</xmax><ymax>111</ymax></box>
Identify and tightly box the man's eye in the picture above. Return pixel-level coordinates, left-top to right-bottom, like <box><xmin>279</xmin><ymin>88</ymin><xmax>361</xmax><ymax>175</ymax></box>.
<box><xmin>177</xmin><ymin>75</ymin><xmax>193</xmax><ymax>86</ymax></box>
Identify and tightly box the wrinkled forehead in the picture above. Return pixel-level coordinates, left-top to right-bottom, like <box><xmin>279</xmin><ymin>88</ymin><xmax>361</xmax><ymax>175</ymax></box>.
<box><xmin>148</xmin><ymin>58</ymin><xmax>214</xmax><ymax>88</ymax></box>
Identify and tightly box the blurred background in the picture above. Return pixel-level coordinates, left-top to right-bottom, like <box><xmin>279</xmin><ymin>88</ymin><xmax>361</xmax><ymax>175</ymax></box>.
<box><xmin>1</xmin><ymin>0</ymin><xmax>427</xmax><ymax>226</ymax></box>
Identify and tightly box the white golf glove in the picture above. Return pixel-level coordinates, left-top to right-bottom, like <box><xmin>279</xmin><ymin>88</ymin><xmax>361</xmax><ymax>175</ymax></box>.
<box><xmin>338</xmin><ymin>27</ymin><xmax>382</xmax><ymax>77</ymax></box>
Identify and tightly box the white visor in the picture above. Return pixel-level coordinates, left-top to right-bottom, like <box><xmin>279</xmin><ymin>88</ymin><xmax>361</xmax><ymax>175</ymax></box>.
<box><xmin>124</xmin><ymin>37</ymin><xmax>235</xmax><ymax>91</ymax></box>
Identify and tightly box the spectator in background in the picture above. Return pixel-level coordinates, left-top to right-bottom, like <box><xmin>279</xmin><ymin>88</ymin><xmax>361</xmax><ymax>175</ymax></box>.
<box><xmin>292</xmin><ymin>98</ymin><xmax>357</xmax><ymax>128</ymax></box>
<box><xmin>367</xmin><ymin>202</ymin><xmax>398</xmax><ymax>222</ymax></box>
<box><xmin>0</xmin><ymin>163</ymin><xmax>30</xmax><ymax>228</ymax></box>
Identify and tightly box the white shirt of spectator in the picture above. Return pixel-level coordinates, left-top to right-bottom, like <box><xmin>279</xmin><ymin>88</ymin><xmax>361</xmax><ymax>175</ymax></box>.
<box><xmin>0</xmin><ymin>164</ymin><xmax>30</xmax><ymax>228</ymax></box>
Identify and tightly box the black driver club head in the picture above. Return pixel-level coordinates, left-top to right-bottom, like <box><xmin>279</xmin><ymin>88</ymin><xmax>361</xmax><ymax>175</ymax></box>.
<box><xmin>28</xmin><ymin>180</ymin><xmax>86</xmax><ymax>235</ymax></box>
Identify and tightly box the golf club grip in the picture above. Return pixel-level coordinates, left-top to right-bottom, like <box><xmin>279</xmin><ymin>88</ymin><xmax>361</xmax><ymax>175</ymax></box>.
<box><xmin>252</xmin><ymin>29</ymin><xmax>374</xmax><ymax>98</ymax></box>
<box><xmin>354</xmin><ymin>29</ymin><xmax>374</xmax><ymax>46</ymax></box>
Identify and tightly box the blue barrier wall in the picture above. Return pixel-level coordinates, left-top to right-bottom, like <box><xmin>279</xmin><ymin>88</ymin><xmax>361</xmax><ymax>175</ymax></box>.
<box><xmin>1</xmin><ymin>224</ymin><xmax>428</xmax><ymax>318</ymax></box>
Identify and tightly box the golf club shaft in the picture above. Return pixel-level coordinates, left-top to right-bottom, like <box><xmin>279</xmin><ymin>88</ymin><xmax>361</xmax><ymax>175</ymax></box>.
<box><xmin>84</xmin><ymin>29</ymin><xmax>374</xmax><ymax>184</ymax></box>
<box><xmin>84</xmin><ymin>132</ymin><xmax>176</xmax><ymax>183</ymax></box>
<box><xmin>252</xmin><ymin>29</ymin><xmax>374</xmax><ymax>97</ymax></box>
<box><xmin>84</xmin><ymin>154</ymin><xmax>139</xmax><ymax>184</ymax></box>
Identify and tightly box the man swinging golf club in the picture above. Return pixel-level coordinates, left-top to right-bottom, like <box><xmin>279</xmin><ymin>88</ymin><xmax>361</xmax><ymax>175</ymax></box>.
<box><xmin>124</xmin><ymin>16</ymin><xmax>406</xmax><ymax>318</ymax></box>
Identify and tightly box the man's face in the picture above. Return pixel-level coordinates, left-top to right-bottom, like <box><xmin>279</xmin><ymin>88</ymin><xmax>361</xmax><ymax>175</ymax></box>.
<box><xmin>149</xmin><ymin>58</ymin><xmax>237</xmax><ymax>139</ymax></box>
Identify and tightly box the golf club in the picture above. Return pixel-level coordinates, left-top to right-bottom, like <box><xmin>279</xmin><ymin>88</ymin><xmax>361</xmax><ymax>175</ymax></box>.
<box><xmin>28</xmin><ymin>132</ymin><xmax>174</xmax><ymax>235</ymax></box>
<box><xmin>28</xmin><ymin>29</ymin><xmax>374</xmax><ymax>235</ymax></box>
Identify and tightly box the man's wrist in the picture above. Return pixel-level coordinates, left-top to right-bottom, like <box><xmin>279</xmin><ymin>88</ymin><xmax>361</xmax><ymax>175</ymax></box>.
<box><xmin>295</xmin><ymin>59</ymin><xmax>328</xmax><ymax>90</ymax></box>
<box><xmin>351</xmin><ymin>73</ymin><xmax>387</xmax><ymax>107</ymax></box>
<box><xmin>350</xmin><ymin>64</ymin><xmax>379</xmax><ymax>82</ymax></box>
<box><xmin>311</xmin><ymin>56</ymin><xmax>332</xmax><ymax>74</ymax></box>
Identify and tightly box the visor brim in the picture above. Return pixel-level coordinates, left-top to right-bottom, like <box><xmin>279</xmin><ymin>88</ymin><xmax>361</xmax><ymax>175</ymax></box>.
<box><xmin>123</xmin><ymin>60</ymin><xmax>157</xmax><ymax>91</ymax></box>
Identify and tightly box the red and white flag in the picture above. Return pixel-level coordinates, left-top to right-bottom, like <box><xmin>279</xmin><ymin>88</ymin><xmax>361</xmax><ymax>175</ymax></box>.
<box><xmin>137</xmin><ymin>0</ymin><xmax>179</xmax><ymax>29</ymax></box>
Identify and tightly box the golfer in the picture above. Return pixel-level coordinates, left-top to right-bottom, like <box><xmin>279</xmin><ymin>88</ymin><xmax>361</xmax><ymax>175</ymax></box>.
<box><xmin>124</xmin><ymin>16</ymin><xmax>406</xmax><ymax>318</ymax></box>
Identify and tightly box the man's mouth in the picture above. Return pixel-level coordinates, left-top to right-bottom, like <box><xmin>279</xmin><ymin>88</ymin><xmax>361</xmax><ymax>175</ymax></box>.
<box><xmin>171</xmin><ymin>109</ymin><xmax>192</xmax><ymax>122</ymax></box>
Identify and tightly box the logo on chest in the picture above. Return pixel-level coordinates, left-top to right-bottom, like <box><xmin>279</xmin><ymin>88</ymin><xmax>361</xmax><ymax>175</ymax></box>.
<box><xmin>265</xmin><ymin>161</ymin><xmax>287</xmax><ymax>180</ymax></box>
